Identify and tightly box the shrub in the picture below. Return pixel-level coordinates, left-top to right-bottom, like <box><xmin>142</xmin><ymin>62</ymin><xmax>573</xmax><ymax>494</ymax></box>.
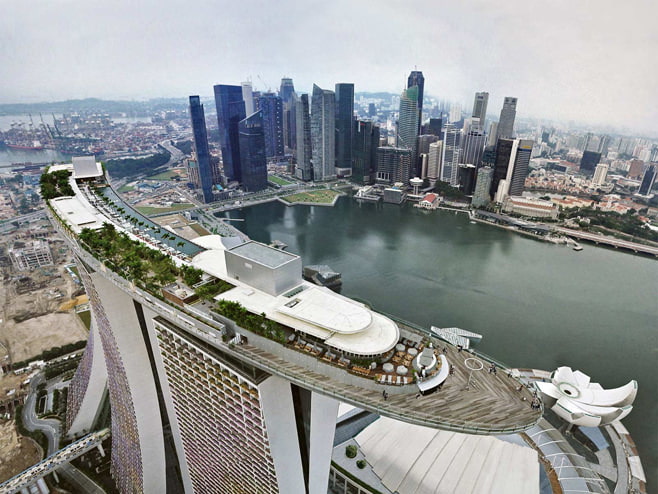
<box><xmin>345</xmin><ymin>444</ymin><xmax>357</xmax><ymax>458</ymax></box>
<box><xmin>356</xmin><ymin>459</ymin><xmax>367</xmax><ymax>469</ymax></box>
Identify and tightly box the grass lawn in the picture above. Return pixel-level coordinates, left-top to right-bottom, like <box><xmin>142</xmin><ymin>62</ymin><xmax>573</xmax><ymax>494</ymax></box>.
<box><xmin>189</xmin><ymin>223</ymin><xmax>211</xmax><ymax>236</ymax></box>
<box><xmin>118</xmin><ymin>184</ymin><xmax>135</xmax><ymax>193</ymax></box>
<box><xmin>281</xmin><ymin>189</ymin><xmax>341</xmax><ymax>204</ymax></box>
<box><xmin>145</xmin><ymin>169</ymin><xmax>185</xmax><ymax>181</ymax></box>
<box><xmin>136</xmin><ymin>203</ymin><xmax>195</xmax><ymax>215</ymax></box>
<box><xmin>268</xmin><ymin>175</ymin><xmax>293</xmax><ymax>186</ymax></box>
<box><xmin>77</xmin><ymin>310</ymin><xmax>92</xmax><ymax>331</ymax></box>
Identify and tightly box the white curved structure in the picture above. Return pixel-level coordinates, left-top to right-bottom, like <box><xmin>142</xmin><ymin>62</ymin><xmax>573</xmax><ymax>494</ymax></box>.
<box><xmin>536</xmin><ymin>367</ymin><xmax>637</xmax><ymax>427</ymax></box>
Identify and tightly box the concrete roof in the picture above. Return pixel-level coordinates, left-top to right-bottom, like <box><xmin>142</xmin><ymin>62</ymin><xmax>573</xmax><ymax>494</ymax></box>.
<box><xmin>50</xmin><ymin>196</ymin><xmax>105</xmax><ymax>233</ymax></box>
<box><xmin>229</xmin><ymin>241</ymin><xmax>299</xmax><ymax>268</ymax></box>
<box><xmin>72</xmin><ymin>156</ymin><xmax>103</xmax><ymax>179</ymax></box>
<box><xmin>277</xmin><ymin>287</ymin><xmax>372</xmax><ymax>334</ymax></box>
<box><xmin>217</xmin><ymin>283</ymin><xmax>399</xmax><ymax>356</ymax></box>
<box><xmin>355</xmin><ymin>417</ymin><xmax>539</xmax><ymax>494</ymax></box>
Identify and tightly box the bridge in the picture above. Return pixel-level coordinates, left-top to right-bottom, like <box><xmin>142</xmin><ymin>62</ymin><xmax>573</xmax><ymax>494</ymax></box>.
<box><xmin>556</xmin><ymin>227</ymin><xmax>658</xmax><ymax>257</ymax></box>
<box><xmin>0</xmin><ymin>428</ymin><xmax>110</xmax><ymax>494</ymax></box>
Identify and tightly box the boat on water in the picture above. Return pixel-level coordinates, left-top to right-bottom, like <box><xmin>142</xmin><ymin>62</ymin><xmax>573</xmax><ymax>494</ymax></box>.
<box><xmin>303</xmin><ymin>264</ymin><xmax>342</xmax><ymax>289</ymax></box>
<box><xmin>573</xmin><ymin>245</ymin><xmax>583</xmax><ymax>251</ymax></box>
<box><xmin>5</xmin><ymin>140</ymin><xmax>44</xmax><ymax>151</ymax></box>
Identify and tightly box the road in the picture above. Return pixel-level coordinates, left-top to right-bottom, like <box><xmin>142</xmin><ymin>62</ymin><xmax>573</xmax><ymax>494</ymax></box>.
<box><xmin>0</xmin><ymin>209</ymin><xmax>47</xmax><ymax>232</ymax></box>
<box><xmin>21</xmin><ymin>373</ymin><xmax>106</xmax><ymax>493</ymax></box>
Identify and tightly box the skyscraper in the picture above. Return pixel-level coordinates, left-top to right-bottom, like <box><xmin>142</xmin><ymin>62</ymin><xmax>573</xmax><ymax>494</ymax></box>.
<box><xmin>407</xmin><ymin>70</ymin><xmax>425</xmax><ymax>133</ymax></box>
<box><xmin>496</xmin><ymin>97</ymin><xmax>518</xmax><ymax>140</ymax></box>
<box><xmin>472</xmin><ymin>166</ymin><xmax>494</xmax><ymax>207</ymax></box>
<box><xmin>335</xmin><ymin>83</ymin><xmax>355</xmax><ymax>174</ymax></box>
<box><xmin>214</xmin><ymin>85</ymin><xmax>246</xmax><ymax>182</ymax></box>
<box><xmin>426</xmin><ymin>141</ymin><xmax>443</xmax><ymax>182</ymax></box>
<box><xmin>188</xmin><ymin>96</ymin><xmax>214</xmax><ymax>203</ymax></box>
<box><xmin>279</xmin><ymin>78</ymin><xmax>296</xmax><ymax>151</ymax></box>
<box><xmin>238</xmin><ymin>110</ymin><xmax>268</xmax><ymax>192</ymax></box>
<box><xmin>242</xmin><ymin>82</ymin><xmax>255</xmax><ymax>116</ymax></box>
<box><xmin>279</xmin><ymin>77</ymin><xmax>295</xmax><ymax>105</ymax></box>
<box><xmin>458</xmin><ymin>164</ymin><xmax>477</xmax><ymax>195</ymax></box>
<box><xmin>376</xmin><ymin>147</ymin><xmax>412</xmax><ymax>184</ymax></box>
<box><xmin>592</xmin><ymin>163</ymin><xmax>609</xmax><ymax>188</ymax></box>
<box><xmin>580</xmin><ymin>151</ymin><xmax>601</xmax><ymax>175</ymax></box>
<box><xmin>491</xmin><ymin>138</ymin><xmax>533</xmax><ymax>201</ymax></box>
<box><xmin>351</xmin><ymin>119</ymin><xmax>379</xmax><ymax>184</ymax></box>
<box><xmin>257</xmin><ymin>92</ymin><xmax>285</xmax><ymax>160</ymax></box>
<box><xmin>460</xmin><ymin>127</ymin><xmax>486</xmax><ymax>166</ymax></box>
<box><xmin>397</xmin><ymin>85</ymin><xmax>420</xmax><ymax>177</ymax></box>
<box><xmin>441</xmin><ymin>123</ymin><xmax>461</xmax><ymax>186</ymax></box>
<box><xmin>423</xmin><ymin>118</ymin><xmax>442</xmax><ymax>138</ymax></box>
<box><xmin>472</xmin><ymin>92</ymin><xmax>489</xmax><ymax>128</ymax></box>
<box><xmin>294</xmin><ymin>93</ymin><xmax>312</xmax><ymax>180</ymax></box>
<box><xmin>311</xmin><ymin>84</ymin><xmax>336</xmax><ymax>181</ymax></box>
<box><xmin>638</xmin><ymin>164</ymin><xmax>656</xmax><ymax>195</ymax></box>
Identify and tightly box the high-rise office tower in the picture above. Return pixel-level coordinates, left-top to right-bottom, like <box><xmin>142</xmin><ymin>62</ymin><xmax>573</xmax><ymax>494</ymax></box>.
<box><xmin>441</xmin><ymin>124</ymin><xmax>461</xmax><ymax>186</ymax></box>
<box><xmin>426</xmin><ymin>141</ymin><xmax>444</xmax><ymax>182</ymax></box>
<box><xmin>472</xmin><ymin>92</ymin><xmax>489</xmax><ymax>128</ymax></box>
<box><xmin>417</xmin><ymin>134</ymin><xmax>440</xmax><ymax>157</ymax></box>
<box><xmin>48</xmin><ymin>158</ymin><xmax>540</xmax><ymax>493</ymax></box>
<box><xmin>472</xmin><ymin>166</ymin><xmax>494</xmax><ymax>207</ymax></box>
<box><xmin>487</xmin><ymin>122</ymin><xmax>499</xmax><ymax>147</ymax></box>
<box><xmin>351</xmin><ymin>120</ymin><xmax>380</xmax><ymax>184</ymax></box>
<box><xmin>580</xmin><ymin>151</ymin><xmax>601</xmax><ymax>175</ymax></box>
<box><xmin>368</xmin><ymin>103</ymin><xmax>377</xmax><ymax>118</ymax></box>
<box><xmin>496</xmin><ymin>97</ymin><xmax>518</xmax><ymax>140</ymax></box>
<box><xmin>188</xmin><ymin>96</ymin><xmax>214</xmax><ymax>203</ymax></box>
<box><xmin>592</xmin><ymin>163</ymin><xmax>609</xmax><ymax>188</ymax></box>
<box><xmin>397</xmin><ymin>86</ymin><xmax>420</xmax><ymax>177</ymax></box>
<box><xmin>279</xmin><ymin>77</ymin><xmax>295</xmax><ymax>105</ymax></box>
<box><xmin>242</xmin><ymin>82</ymin><xmax>255</xmax><ymax>116</ymax></box>
<box><xmin>460</xmin><ymin>127</ymin><xmax>486</xmax><ymax>166</ymax></box>
<box><xmin>294</xmin><ymin>93</ymin><xmax>312</xmax><ymax>180</ymax></box>
<box><xmin>214</xmin><ymin>85</ymin><xmax>246</xmax><ymax>183</ymax></box>
<box><xmin>490</xmin><ymin>138</ymin><xmax>533</xmax><ymax>201</ymax></box>
<box><xmin>458</xmin><ymin>164</ymin><xmax>477</xmax><ymax>195</ymax></box>
<box><xmin>335</xmin><ymin>83</ymin><xmax>355</xmax><ymax>174</ymax></box>
<box><xmin>279</xmin><ymin>78</ymin><xmax>296</xmax><ymax>151</ymax></box>
<box><xmin>638</xmin><ymin>164</ymin><xmax>656</xmax><ymax>195</ymax></box>
<box><xmin>376</xmin><ymin>147</ymin><xmax>412</xmax><ymax>184</ymax></box>
<box><xmin>407</xmin><ymin>70</ymin><xmax>425</xmax><ymax>133</ymax></box>
<box><xmin>257</xmin><ymin>93</ymin><xmax>285</xmax><ymax>160</ymax></box>
<box><xmin>423</xmin><ymin>118</ymin><xmax>442</xmax><ymax>138</ymax></box>
<box><xmin>238</xmin><ymin>110</ymin><xmax>268</xmax><ymax>192</ymax></box>
<box><xmin>448</xmin><ymin>103</ymin><xmax>462</xmax><ymax>124</ymax></box>
<box><xmin>311</xmin><ymin>84</ymin><xmax>336</xmax><ymax>181</ymax></box>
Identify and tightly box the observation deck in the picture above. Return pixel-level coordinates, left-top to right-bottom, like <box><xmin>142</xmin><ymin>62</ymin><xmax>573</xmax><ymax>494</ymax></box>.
<box><xmin>44</xmin><ymin>162</ymin><xmax>542</xmax><ymax>435</ymax></box>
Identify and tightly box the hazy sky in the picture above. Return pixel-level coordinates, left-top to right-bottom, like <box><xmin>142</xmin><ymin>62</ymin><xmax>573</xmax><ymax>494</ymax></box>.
<box><xmin>1</xmin><ymin>0</ymin><xmax>656</xmax><ymax>133</ymax></box>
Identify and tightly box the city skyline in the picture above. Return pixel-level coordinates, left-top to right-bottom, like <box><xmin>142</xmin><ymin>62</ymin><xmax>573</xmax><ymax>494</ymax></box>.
<box><xmin>0</xmin><ymin>0</ymin><xmax>656</xmax><ymax>135</ymax></box>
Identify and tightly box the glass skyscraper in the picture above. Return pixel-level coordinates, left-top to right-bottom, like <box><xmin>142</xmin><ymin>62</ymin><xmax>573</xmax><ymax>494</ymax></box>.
<box><xmin>311</xmin><ymin>84</ymin><xmax>336</xmax><ymax>181</ymax></box>
<box><xmin>496</xmin><ymin>97</ymin><xmax>518</xmax><ymax>140</ymax></box>
<box><xmin>239</xmin><ymin>110</ymin><xmax>268</xmax><ymax>192</ymax></box>
<box><xmin>294</xmin><ymin>93</ymin><xmax>312</xmax><ymax>180</ymax></box>
<box><xmin>407</xmin><ymin>70</ymin><xmax>425</xmax><ymax>134</ymax></box>
<box><xmin>257</xmin><ymin>93</ymin><xmax>285</xmax><ymax>160</ymax></box>
<box><xmin>335</xmin><ymin>83</ymin><xmax>354</xmax><ymax>173</ymax></box>
<box><xmin>188</xmin><ymin>96</ymin><xmax>214</xmax><ymax>203</ymax></box>
<box><xmin>214</xmin><ymin>84</ymin><xmax>246</xmax><ymax>182</ymax></box>
<box><xmin>397</xmin><ymin>85</ymin><xmax>420</xmax><ymax>179</ymax></box>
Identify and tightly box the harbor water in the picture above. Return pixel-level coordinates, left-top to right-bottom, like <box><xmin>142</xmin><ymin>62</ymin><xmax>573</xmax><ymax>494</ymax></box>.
<box><xmin>218</xmin><ymin>196</ymin><xmax>658</xmax><ymax>486</ymax></box>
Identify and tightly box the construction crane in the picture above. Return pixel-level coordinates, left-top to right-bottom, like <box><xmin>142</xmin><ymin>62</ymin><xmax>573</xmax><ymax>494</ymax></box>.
<box><xmin>257</xmin><ymin>75</ymin><xmax>272</xmax><ymax>93</ymax></box>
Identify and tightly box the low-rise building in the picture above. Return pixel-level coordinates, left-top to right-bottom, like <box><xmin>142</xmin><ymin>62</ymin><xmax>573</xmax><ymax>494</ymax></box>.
<box><xmin>502</xmin><ymin>197</ymin><xmax>558</xmax><ymax>219</ymax></box>
<box><xmin>9</xmin><ymin>240</ymin><xmax>54</xmax><ymax>271</ymax></box>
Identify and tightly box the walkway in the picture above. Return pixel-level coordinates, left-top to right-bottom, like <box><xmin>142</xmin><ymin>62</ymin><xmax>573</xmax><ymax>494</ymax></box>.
<box><xmin>0</xmin><ymin>429</ymin><xmax>109</xmax><ymax>494</ymax></box>
<box><xmin>556</xmin><ymin>227</ymin><xmax>658</xmax><ymax>257</ymax></box>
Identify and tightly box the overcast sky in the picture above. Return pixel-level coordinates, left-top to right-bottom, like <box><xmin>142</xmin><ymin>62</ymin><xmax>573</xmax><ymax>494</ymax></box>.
<box><xmin>1</xmin><ymin>0</ymin><xmax>656</xmax><ymax>134</ymax></box>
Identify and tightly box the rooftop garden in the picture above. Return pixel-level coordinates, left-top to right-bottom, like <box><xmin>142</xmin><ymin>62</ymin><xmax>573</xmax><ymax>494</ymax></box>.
<box><xmin>40</xmin><ymin>168</ymin><xmax>74</xmax><ymax>199</ymax></box>
<box><xmin>78</xmin><ymin>223</ymin><xmax>232</xmax><ymax>297</ymax></box>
